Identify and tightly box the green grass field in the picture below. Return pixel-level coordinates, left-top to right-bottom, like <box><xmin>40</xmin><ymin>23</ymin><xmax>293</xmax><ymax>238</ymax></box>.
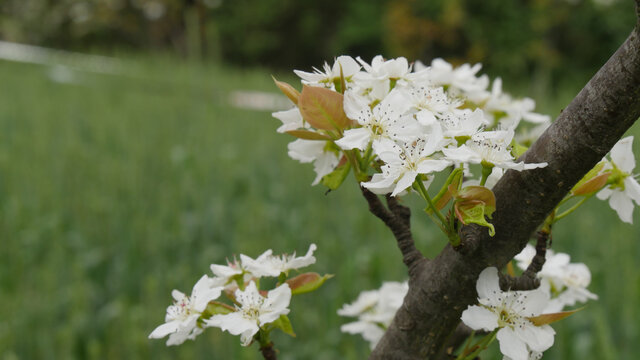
<box><xmin>0</xmin><ymin>56</ymin><xmax>639</xmax><ymax>359</ymax></box>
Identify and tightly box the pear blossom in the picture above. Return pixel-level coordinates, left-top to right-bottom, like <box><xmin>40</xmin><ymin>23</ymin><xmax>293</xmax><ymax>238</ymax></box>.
<box><xmin>294</xmin><ymin>55</ymin><xmax>361</xmax><ymax>88</ymax></box>
<box><xmin>443</xmin><ymin>129</ymin><xmax>547</xmax><ymax>171</ymax></box>
<box><xmin>149</xmin><ymin>275</ymin><xmax>223</xmax><ymax>346</ymax></box>
<box><xmin>482</xmin><ymin>78</ymin><xmax>551</xmax><ymax>128</ymax></box>
<box><xmin>514</xmin><ymin>245</ymin><xmax>597</xmax><ymax>312</ymax></box>
<box><xmin>206</xmin><ymin>281</ymin><xmax>292</xmax><ymax>346</ymax></box>
<box><xmin>461</xmin><ymin>267</ymin><xmax>555</xmax><ymax>360</ymax></box>
<box><xmin>338</xmin><ymin>281</ymin><xmax>408</xmax><ymax>349</ymax></box>
<box><xmin>361</xmin><ymin>127</ymin><xmax>450</xmax><ymax>196</ymax></box>
<box><xmin>336</xmin><ymin>89</ymin><xmax>418</xmax><ymax>151</ymax></box>
<box><xmin>241</xmin><ymin>244</ymin><xmax>317</xmax><ymax>278</ymax></box>
<box><xmin>415</xmin><ymin>58</ymin><xmax>490</xmax><ymax>96</ymax></box>
<box><xmin>596</xmin><ymin>136</ymin><xmax>640</xmax><ymax>223</ymax></box>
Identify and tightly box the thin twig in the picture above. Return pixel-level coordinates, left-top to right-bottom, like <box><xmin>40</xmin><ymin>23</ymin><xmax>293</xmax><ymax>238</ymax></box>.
<box><xmin>259</xmin><ymin>342</ymin><xmax>277</xmax><ymax>360</ymax></box>
<box><xmin>361</xmin><ymin>187</ymin><xmax>425</xmax><ymax>275</ymax></box>
<box><xmin>499</xmin><ymin>230</ymin><xmax>550</xmax><ymax>291</ymax></box>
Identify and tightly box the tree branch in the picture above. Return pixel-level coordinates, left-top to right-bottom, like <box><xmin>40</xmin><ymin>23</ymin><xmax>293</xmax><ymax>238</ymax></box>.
<box><xmin>499</xmin><ymin>230</ymin><xmax>549</xmax><ymax>291</ymax></box>
<box><xmin>371</xmin><ymin>8</ymin><xmax>640</xmax><ymax>359</ymax></box>
<box><xmin>360</xmin><ymin>187</ymin><xmax>425</xmax><ymax>276</ymax></box>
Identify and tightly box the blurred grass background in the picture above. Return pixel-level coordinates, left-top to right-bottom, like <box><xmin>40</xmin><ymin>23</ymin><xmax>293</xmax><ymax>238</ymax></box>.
<box><xmin>1</xmin><ymin>0</ymin><xmax>640</xmax><ymax>359</ymax></box>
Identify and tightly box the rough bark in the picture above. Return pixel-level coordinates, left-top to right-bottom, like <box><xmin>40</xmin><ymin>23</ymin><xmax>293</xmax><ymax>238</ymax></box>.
<box><xmin>370</xmin><ymin>6</ymin><xmax>640</xmax><ymax>359</ymax></box>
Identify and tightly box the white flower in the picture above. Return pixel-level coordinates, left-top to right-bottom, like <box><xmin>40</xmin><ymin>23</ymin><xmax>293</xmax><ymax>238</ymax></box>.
<box><xmin>361</xmin><ymin>128</ymin><xmax>450</xmax><ymax>196</ymax></box>
<box><xmin>149</xmin><ymin>275</ymin><xmax>223</xmax><ymax>346</ymax></box>
<box><xmin>336</xmin><ymin>89</ymin><xmax>418</xmax><ymax>151</ymax></box>
<box><xmin>461</xmin><ymin>267</ymin><xmax>555</xmax><ymax>360</ymax></box>
<box><xmin>241</xmin><ymin>244</ymin><xmax>317</xmax><ymax>278</ymax></box>
<box><xmin>294</xmin><ymin>55</ymin><xmax>361</xmax><ymax>88</ymax></box>
<box><xmin>338</xmin><ymin>281</ymin><xmax>408</xmax><ymax>349</ymax></box>
<box><xmin>443</xmin><ymin>129</ymin><xmax>547</xmax><ymax>171</ymax></box>
<box><xmin>205</xmin><ymin>281</ymin><xmax>291</xmax><ymax>346</ymax></box>
<box><xmin>210</xmin><ymin>258</ymin><xmax>249</xmax><ymax>288</ymax></box>
<box><xmin>416</xmin><ymin>58</ymin><xmax>490</xmax><ymax>95</ymax></box>
<box><xmin>482</xmin><ymin>78</ymin><xmax>550</xmax><ymax>128</ymax></box>
<box><xmin>597</xmin><ymin>136</ymin><xmax>640</xmax><ymax>223</ymax></box>
<box><xmin>287</xmin><ymin>139</ymin><xmax>340</xmax><ymax>185</ymax></box>
<box><xmin>514</xmin><ymin>245</ymin><xmax>598</xmax><ymax>312</ymax></box>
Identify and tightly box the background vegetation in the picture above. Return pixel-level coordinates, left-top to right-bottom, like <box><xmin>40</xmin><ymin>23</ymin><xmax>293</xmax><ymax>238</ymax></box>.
<box><xmin>1</xmin><ymin>0</ymin><xmax>639</xmax><ymax>359</ymax></box>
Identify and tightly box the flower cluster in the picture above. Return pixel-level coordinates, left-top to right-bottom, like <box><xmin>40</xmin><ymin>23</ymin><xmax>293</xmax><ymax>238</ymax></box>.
<box><xmin>149</xmin><ymin>244</ymin><xmax>331</xmax><ymax>347</ymax></box>
<box><xmin>514</xmin><ymin>245</ymin><xmax>598</xmax><ymax>313</ymax></box>
<box><xmin>274</xmin><ymin>55</ymin><xmax>550</xmax><ymax>195</ymax></box>
<box><xmin>461</xmin><ymin>267</ymin><xmax>557</xmax><ymax>360</ymax></box>
<box><xmin>337</xmin><ymin>281</ymin><xmax>408</xmax><ymax>349</ymax></box>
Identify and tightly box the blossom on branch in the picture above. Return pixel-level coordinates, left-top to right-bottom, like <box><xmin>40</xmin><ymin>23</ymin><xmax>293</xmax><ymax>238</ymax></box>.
<box><xmin>596</xmin><ymin>136</ymin><xmax>640</xmax><ymax>223</ymax></box>
<box><xmin>205</xmin><ymin>281</ymin><xmax>292</xmax><ymax>346</ymax></box>
<box><xmin>338</xmin><ymin>281</ymin><xmax>408</xmax><ymax>349</ymax></box>
<box><xmin>149</xmin><ymin>275</ymin><xmax>223</xmax><ymax>346</ymax></box>
<box><xmin>241</xmin><ymin>243</ymin><xmax>317</xmax><ymax>278</ymax></box>
<box><xmin>461</xmin><ymin>267</ymin><xmax>555</xmax><ymax>360</ymax></box>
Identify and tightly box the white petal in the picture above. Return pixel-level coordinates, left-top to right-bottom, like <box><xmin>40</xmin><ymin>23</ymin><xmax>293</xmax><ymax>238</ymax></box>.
<box><xmin>610</xmin><ymin>136</ymin><xmax>636</xmax><ymax>173</ymax></box>
<box><xmin>391</xmin><ymin>170</ymin><xmax>418</xmax><ymax>197</ymax></box>
<box><xmin>149</xmin><ymin>320</ymin><xmax>180</xmax><ymax>339</ymax></box>
<box><xmin>625</xmin><ymin>177</ymin><xmax>640</xmax><ymax>205</ymax></box>
<box><xmin>596</xmin><ymin>187</ymin><xmax>613</xmax><ymax>201</ymax></box>
<box><xmin>609</xmin><ymin>190</ymin><xmax>634</xmax><ymax>223</ymax></box>
<box><xmin>272</xmin><ymin>107</ymin><xmax>303</xmax><ymax>133</ymax></box>
<box><xmin>287</xmin><ymin>139</ymin><xmax>324</xmax><ymax>163</ymax></box>
<box><xmin>240</xmin><ymin>329</ymin><xmax>256</xmax><ymax>346</ymax></box>
<box><xmin>461</xmin><ymin>305</ymin><xmax>498</xmax><ymax>331</ymax></box>
<box><xmin>286</xmin><ymin>244</ymin><xmax>317</xmax><ymax>269</ymax></box>
<box><xmin>171</xmin><ymin>290</ymin><xmax>186</xmax><ymax>302</ymax></box>
<box><xmin>416</xmin><ymin>159</ymin><xmax>451</xmax><ymax>175</ymax></box>
<box><xmin>208</xmin><ymin>312</ymin><xmax>258</xmax><ymax>336</ymax></box>
<box><xmin>335</xmin><ymin>128</ymin><xmax>371</xmax><ymax>150</ymax></box>
<box><xmin>166</xmin><ymin>329</ymin><xmax>191</xmax><ymax>346</ymax></box>
<box><xmin>476</xmin><ymin>267</ymin><xmax>502</xmax><ymax>302</ymax></box>
<box><xmin>497</xmin><ymin>327</ymin><xmax>529</xmax><ymax>360</ymax></box>
<box><xmin>443</xmin><ymin>145</ymin><xmax>481</xmax><ymax>165</ymax></box>
<box><xmin>260</xmin><ymin>284</ymin><xmax>292</xmax><ymax>325</ymax></box>
<box><xmin>513</xmin><ymin>288</ymin><xmax>549</xmax><ymax>316</ymax></box>
<box><xmin>515</xmin><ymin>324</ymin><xmax>555</xmax><ymax>352</ymax></box>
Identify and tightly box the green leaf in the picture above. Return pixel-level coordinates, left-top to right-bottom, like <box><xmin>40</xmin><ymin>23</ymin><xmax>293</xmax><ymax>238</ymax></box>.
<box><xmin>454</xmin><ymin>186</ymin><xmax>496</xmax><ymax>214</ymax></box>
<box><xmin>455</xmin><ymin>201</ymin><xmax>495</xmax><ymax>236</ymax></box>
<box><xmin>510</xmin><ymin>140</ymin><xmax>529</xmax><ymax>158</ymax></box>
<box><xmin>286</xmin><ymin>272</ymin><xmax>334</xmax><ymax>295</ymax></box>
<box><xmin>321</xmin><ymin>161</ymin><xmax>351</xmax><ymax>190</ymax></box>
<box><xmin>299</xmin><ymin>85</ymin><xmax>350</xmax><ymax>130</ymax></box>
<box><xmin>271</xmin><ymin>315</ymin><xmax>296</xmax><ymax>337</ymax></box>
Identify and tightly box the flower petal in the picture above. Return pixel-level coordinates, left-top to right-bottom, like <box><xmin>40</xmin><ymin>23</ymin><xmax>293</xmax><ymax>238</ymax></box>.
<box><xmin>497</xmin><ymin>327</ymin><xmax>529</xmax><ymax>360</ymax></box>
<box><xmin>148</xmin><ymin>320</ymin><xmax>180</xmax><ymax>339</ymax></box>
<box><xmin>208</xmin><ymin>312</ymin><xmax>258</xmax><ymax>337</ymax></box>
<box><xmin>476</xmin><ymin>267</ymin><xmax>501</xmax><ymax>303</ymax></box>
<box><xmin>515</xmin><ymin>324</ymin><xmax>555</xmax><ymax>352</ymax></box>
<box><xmin>609</xmin><ymin>190</ymin><xmax>634</xmax><ymax>223</ymax></box>
<box><xmin>610</xmin><ymin>136</ymin><xmax>636</xmax><ymax>173</ymax></box>
<box><xmin>461</xmin><ymin>305</ymin><xmax>498</xmax><ymax>331</ymax></box>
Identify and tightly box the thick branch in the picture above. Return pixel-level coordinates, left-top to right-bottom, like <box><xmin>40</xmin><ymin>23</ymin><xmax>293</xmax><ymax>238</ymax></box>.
<box><xmin>360</xmin><ymin>187</ymin><xmax>425</xmax><ymax>276</ymax></box>
<box><xmin>371</xmin><ymin>13</ymin><xmax>640</xmax><ymax>360</ymax></box>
